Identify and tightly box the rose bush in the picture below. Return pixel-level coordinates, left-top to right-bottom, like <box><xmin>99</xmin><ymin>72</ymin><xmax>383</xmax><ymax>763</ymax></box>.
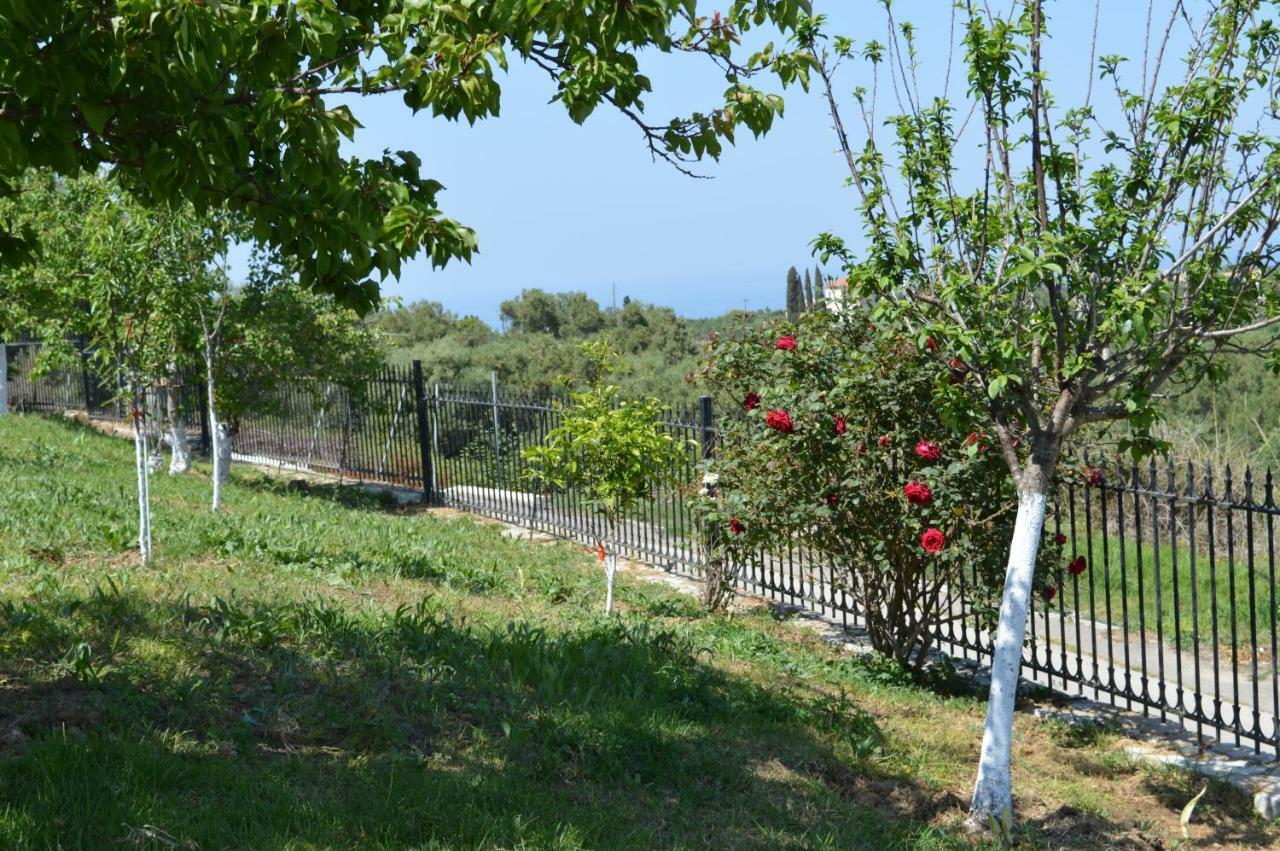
<box><xmin>699</xmin><ymin>307</ymin><xmax>1060</xmax><ymax>677</ymax></box>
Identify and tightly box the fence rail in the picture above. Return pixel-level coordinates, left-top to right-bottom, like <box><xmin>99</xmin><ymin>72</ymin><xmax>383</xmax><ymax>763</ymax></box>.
<box><xmin>3</xmin><ymin>341</ymin><xmax>1278</xmax><ymax>758</ymax></box>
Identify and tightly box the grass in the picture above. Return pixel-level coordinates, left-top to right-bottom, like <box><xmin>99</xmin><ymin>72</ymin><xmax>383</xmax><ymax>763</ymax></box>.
<box><xmin>1</xmin><ymin>414</ymin><xmax>1277</xmax><ymax>849</ymax></box>
<box><xmin>1047</xmin><ymin>529</ymin><xmax>1280</xmax><ymax>653</ymax></box>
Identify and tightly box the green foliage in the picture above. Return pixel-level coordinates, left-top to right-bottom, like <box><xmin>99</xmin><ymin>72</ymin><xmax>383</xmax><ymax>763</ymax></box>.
<box><xmin>702</xmin><ymin>309</ymin><xmax>1058</xmax><ymax>673</ymax></box>
<box><xmin>0</xmin><ymin>1</ymin><xmax>815</xmax><ymax>310</ymax></box>
<box><xmin>808</xmin><ymin>1</ymin><xmax>1280</xmax><ymax>485</ymax></box>
<box><xmin>523</xmin><ymin>342</ymin><xmax>693</xmax><ymax>528</ymax></box>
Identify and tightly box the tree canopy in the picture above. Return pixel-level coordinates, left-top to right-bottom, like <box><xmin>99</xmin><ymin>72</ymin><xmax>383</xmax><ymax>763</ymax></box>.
<box><xmin>0</xmin><ymin>1</ymin><xmax>813</xmax><ymax>311</ymax></box>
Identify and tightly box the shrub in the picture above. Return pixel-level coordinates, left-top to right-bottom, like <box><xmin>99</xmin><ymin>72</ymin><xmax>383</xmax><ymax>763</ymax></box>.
<box><xmin>700</xmin><ymin>308</ymin><xmax>1054</xmax><ymax>677</ymax></box>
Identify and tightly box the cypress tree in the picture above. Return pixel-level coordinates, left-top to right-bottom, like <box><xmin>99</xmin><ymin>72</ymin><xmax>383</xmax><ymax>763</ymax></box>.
<box><xmin>803</xmin><ymin>269</ymin><xmax>814</xmax><ymax>310</ymax></box>
<box><xmin>813</xmin><ymin>267</ymin><xmax>826</xmax><ymax>311</ymax></box>
<box><xmin>785</xmin><ymin>266</ymin><xmax>802</xmax><ymax>321</ymax></box>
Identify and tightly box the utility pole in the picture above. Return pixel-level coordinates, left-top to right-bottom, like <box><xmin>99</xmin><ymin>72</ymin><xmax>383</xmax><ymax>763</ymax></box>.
<box><xmin>611</xmin><ymin>281</ymin><xmax>616</xmax><ymax>311</ymax></box>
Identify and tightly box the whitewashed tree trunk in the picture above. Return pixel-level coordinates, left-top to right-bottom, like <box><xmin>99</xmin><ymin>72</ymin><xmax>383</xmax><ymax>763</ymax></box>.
<box><xmin>604</xmin><ymin>552</ymin><xmax>617</xmax><ymax>614</ymax></box>
<box><xmin>165</xmin><ymin>385</ymin><xmax>191</xmax><ymax>475</ymax></box>
<box><xmin>215</xmin><ymin>421</ymin><xmax>233</xmax><ymax>485</ymax></box>
<box><xmin>146</xmin><ymin>387</ymin><xmax>165</xmax><ymax>473</ymax></box>
<box><xmin>967</xmin><ymin>485</ymin><xmax>1049</xmax><ymax>828</ymax></box>
<box><xmin>131</xmin><ymin>389</ymin><xmax>153</xmax><ymax>565</ymax></box>
<box><xmin>0</xmin><ymin>341</ymin><xmax>8</xmax><ymax>416</ymax></box>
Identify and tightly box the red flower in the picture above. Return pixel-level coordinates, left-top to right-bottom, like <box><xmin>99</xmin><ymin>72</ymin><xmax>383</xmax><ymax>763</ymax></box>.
<box><xmin>925</xmin><ymin>336</ymin><xmax>938</xmax><ymax>350</ymax></box>
<box><xmin>834</xmin><ymin>415</ymin><xmax>847</xmax><ymax>436</ymax></box>
<box><xmin>963</xmin><ymin>431</ymin><xmax>988</xmax><ymax>453</ymax></box>
<box><xmin>765</xmin><ymin>409</ymin><xmax>794</xmax><ymax>433</ymax></box>
<box><xmin>775</xmin><ymin>335</ymin><xmax>797</xmax><ymax>351</ymax></box>
<box><xmin>878</xmin><ymin>434</ymin><xmax>891</xmax><ymax>448</ymax></box>
<box><xmin>743</xmin><ymin>391</ymin><xmax>761</xmax><ymax>411</ymax></box>
<box><xmin>914</xmin><ymin>439</ymin><xmax>941</xmax><ymax>462</ymax></box>
<box><xmin>1086</xmin><ymin>466</ymin><xmax>1104</xmax><ymax>487</ymax></box>
<box><xmin>729</xmin><ymin>518</ymin><xmax>745</xmax><ymax>535</ymax></box>
<box><xmin>920</xmin><ymin>528</ymin><xmax>946</xmax><ymax>554</ymax></box>
<box><xmin>948</xmin><ymin>358</ymin><xmax>970</xmax><ymax>385</ymax></box>
<box><xmin>1054</xmin><ymin>533</ymin><xmax>1068</xmax><ymax>546</ymax></box>
<box><xmin>1044</xmin><ymin>585</ymin><xmax>1057</xmax><ymax>602</ymax></box>
<box><xmin>825</xmin><ymin>492</ymin><xmax>839</xmax><ymax>506</ymax></box>
<box><xmin>903</xmin><ymin>481</ymin><xmax>933</xmax><ymax>506</ymax></box>
<box><xmin>1068</xmin><ymin>556</ymin><xmax>1088</xmax><ymax>576</ymax></box>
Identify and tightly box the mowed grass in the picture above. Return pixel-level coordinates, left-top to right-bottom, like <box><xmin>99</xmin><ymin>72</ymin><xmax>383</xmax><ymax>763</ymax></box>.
<box><xmin>1</xmin><ymin>416</ymin><xmax>1277</xmax><ymax>850</ymax></box>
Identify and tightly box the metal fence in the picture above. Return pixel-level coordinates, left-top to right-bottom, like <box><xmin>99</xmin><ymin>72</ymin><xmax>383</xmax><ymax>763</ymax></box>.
<box><xmin>4</xmin><ymin>343</ymin><xmax>1278</xmax><ymax>758</ymax></box>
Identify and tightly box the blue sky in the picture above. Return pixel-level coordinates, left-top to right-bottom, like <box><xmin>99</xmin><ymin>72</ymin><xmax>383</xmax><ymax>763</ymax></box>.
<box><xmin>278</xmin><ymin>1</ymin><xmax>1166</xmax><ymax>324</ymax></box>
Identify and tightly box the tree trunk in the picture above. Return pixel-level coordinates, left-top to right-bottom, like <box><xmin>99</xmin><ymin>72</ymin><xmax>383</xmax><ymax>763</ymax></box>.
<box><xmin>604</xmin><ymin>551</ymin><xmax>617</xmax><ymax>614</ymax></box>
<box><xmin>967</xmin><ymin>474</ymin><xmax>1050</xmax><ymax>829</ymax></box>
<box><xmin>166</xmin><ymin>384</ymin><xmax>191</xmax><ymax>475</ymax></box>
<box><xmin>145</xmin><ymin>387</ymin><xmax>165</xmax><ymax>473</ymax></box>
<box><xmin>131</xmin><ymin>388</ymin><xmax>153</xmax><ymax>565</ymax></box>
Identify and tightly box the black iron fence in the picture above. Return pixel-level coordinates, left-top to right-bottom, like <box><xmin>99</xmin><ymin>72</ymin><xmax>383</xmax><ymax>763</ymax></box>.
<box><xmin>3</xmin><ymin>342</ymin><xmax>1278</xmax><ymax>758</ymax></box>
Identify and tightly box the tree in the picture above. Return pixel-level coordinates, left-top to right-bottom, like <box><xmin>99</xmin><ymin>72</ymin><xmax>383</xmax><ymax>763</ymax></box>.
<box><xmin>0</xmin><ymin>2</ymin><xmax>814</xmax><ymax>311</ymax></box>
<box><xmin>812</xmin><ymin>266</ymin><xmax>825</xmax><ymax>311</ymax></box>
<box><xmin>500</xmin><ymin>289</ymin><xmax>564</xmax><ymax>336</ymax></box>
<box><xmin>806</xmin><ymin>0</ymin><xmax>1280</xmax><ymax>828</ymax></box>
<box><xmin>0</xmin><ymin>172</ymin><xmax>220</xmax><ymax>563</ymax></box>
<box><xmin>702</xmin><ymin>308</ymin><xmax>1045</xmax><ymax>674</ymax></box>
<box><xmin>802</xmin><ymin>268</ymin><xmax>814</xmax><ymax>310</ymax></box>
<box><xmin>523</xmin><ymin>342</ymin><xmax>692</xmax><ymax>612</ymax></box>
<box><xmin>785</xmin><ymin>265</ymin><xmax>804</xmax><ymax>320</ymax></box>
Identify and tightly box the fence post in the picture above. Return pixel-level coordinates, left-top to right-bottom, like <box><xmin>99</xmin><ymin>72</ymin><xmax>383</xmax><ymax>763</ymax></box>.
<box><xmin>490</xmin><ymin>370</ymin><xmax>503</xmax><ymax>482</ymax></box>
<box><xmin>699</xmin><ymin>395</ymin><xmax>715</xmax><ymax>460</ymax></box>
<box><xmin>0</xmin><ymin>340</ymin><xmax>7</xmax><ymax>416</ymax></box>
<box><xmin>411</xmin><ymin>360</ymin><xmax>434</xmax><ymax>504</ymax></box>
<box><xmin>78</xmin><ymin>349</ymin><xmax>93</xmax><ymax>414</ymax></box>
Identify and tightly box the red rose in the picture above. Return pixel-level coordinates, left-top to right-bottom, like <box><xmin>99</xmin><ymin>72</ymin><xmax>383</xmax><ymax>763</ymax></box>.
<box><xmin>878</xmin><ymin>434</ymin><xmax>891</xmax><ymax>448</ymax></box>
<box><xmin>729</xmin><ymin>517</ymin><xmax>745</xmax><ymax>535</ymax></box>
<box><xmin>1044</xmin><ymin>585</ymin><xmax>1057</xmax><ymax>602</ymax></box>
<box><xmin>765</xmin><ymin>409</ymin><xmax>794</xmax><ymax>433</ymax></box>
<box><xmin>914</xmin><ymin>439</ymin><xmax>941</xmax><ymax>462</ymax></box>
<box><xmin>775</xmin><ymin>335</ymin><xmax>797</xmax><ymax>351</ymax></box>
<box><xmin>1054</xmin><ymin>533</ymin><xmax>1067</xmax><ymax>546</ymax></box>
<box><xmin>1068</xmin><ymin>556</ymin><xmax>1088</xmax><ymax>576</ymax></box>
<box><xmin>743</xmin><ymin>391</ymin><xmax>761</xmax><ymax>411</ymax></box>
<box><xmin>834</xmin><ymin>415</ymin><xmax>847</xmax><ymax>435</ymax></box>
<box><xmin>903</xmin><ymin>481</ymin><xmax>933</xmax><ymax>506</ymax></box>
<box><xmin>963</xmin><ymin>431</ymin><xmax>988</xmax><ymax>453</ymax></box>
<box><xmin>925</xmin><ymin>336</ymin><xmax>938</xmax><ymax>351</ymax></box>
<box><xmin>1086</xmin><ymin>466</ymin><xmax>1104</xmax><ymax>487</ymax></box>
<box><xmin>920</xmin><ymin>528</ymin><xmax>946</xmax><ymax>554</ymax></box>
<box><xmin>948</xmin><ymin>358</ymin><xmax>969</xmax><ymax>385</ymax></box>
<box><xmin>825</xmin><ymin>492</ymin><xmax>838</xmax><ymax>506</ymax></box>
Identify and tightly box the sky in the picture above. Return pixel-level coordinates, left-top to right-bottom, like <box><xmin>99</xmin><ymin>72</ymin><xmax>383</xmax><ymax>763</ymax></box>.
<box><xmin>263</xmin><ymin>0</ymin><xmax>1170</xmax><ymax>324</ymax></box>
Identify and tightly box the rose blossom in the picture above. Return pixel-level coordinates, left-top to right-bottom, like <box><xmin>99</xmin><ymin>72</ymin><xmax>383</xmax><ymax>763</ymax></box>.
<box><xmin>1086</xmin><ymin>466</ymin><xmax>1104</xmax><ymax>487</ymax></box>
<box><xmin>903</xmin><ymin>481</ymin><xmax>933</xmax><ymax>506</ymax></box>
<box><xmin>834</xmin><ymin>415</ymin><xmax>847</xmax><ymax>435</ymax></box>
<box><xmin>1044</xmin><ymin>585</ymin><xmax>1057</xmax><ymax>602</ymax></box>
<box><xmin>1068</xmin><ymin>556</ymin><xmax>1088</xmax><ymax>576</ymax></box>
<box><xmin>920</xmin><ymin>527</ymin><xmax>946</xmax><ymax>554</ymax></box>
<box><xmin>765</xmin><ymin>409</ymin><xmax>794</xmax><ymax>433</ymax></box>
<box><xmin>743</xmin><ymin>391</ymin><xmax>761</xmax><ymax>411</ymax></box>
<box><xmin>914</xmin><ymin>439</ymin><xmax>941</xmax><ymax>462</ymax></box>
<box><xmin>775</xmin><ymin>335</ymin><xmax>797</xmax><ymax>351</ymax></box>
<box><xmin>878</xmin><ymin>434</ymin><xmax>891</xmax><ymax>448</ymax></box>
<box><xmin>948</xmin><ymin>357</ymin><xmax>969</xmax><ymax>385</ymax></box>
<box><xmin>729</xmin><ymin>518</ymin><xmax>745</xmax><ymax>535</ymax></box>
<box><xmin>1054</xmin><ymin>533</ymin><xmax>1068</xmax><ymax>546</ymax></box>
<box><xmin>925</xmin><ymin>336</ymin><xmax>938</xmax><ymax>351</ymax></box>
<box><xmin>825</xmin><ymin>492</ymin><xmax>838</xmax><ymax>506</ymax></box>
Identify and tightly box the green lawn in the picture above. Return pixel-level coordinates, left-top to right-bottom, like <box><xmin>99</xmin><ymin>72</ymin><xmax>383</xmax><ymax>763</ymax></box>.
<box><xmin>0</xmin><ymin>414</ymin><xmax>1275</xmax><ymax>850</ymax></box>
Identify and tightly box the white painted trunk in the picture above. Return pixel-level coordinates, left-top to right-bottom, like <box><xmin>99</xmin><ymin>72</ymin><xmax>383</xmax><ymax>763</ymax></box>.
<box><xmin>968</xmin><ymin>488</ymin><xmax>1048</xmax><ymax>827</ymax></box>
<box><xmin>0</xmin><ymin>341</ymin><xmax>8</xmax><ymax>416</ymax></box>
<box><xmin>132</xmin><ymin>407</ymin><xmax>153</xmax><ymax>565</ymax></box>
<box><xmin>215</xmin><ymin>422</ymin><xmax>233</xmax><ymax>485</ymax></box>
<box><xmin>604</xmin><ymin>552</ymin><xmax>617</xmax><ymax>614</ymax></box>
<box><xmin>146</xmin><ymin>388</ymin><xmax>165</xmax><ymax>473</ymax></box>
<box><xmin>166</xmin><ymin>386</ymin><xmax>191</xmax><ymax>475</ymax></box>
